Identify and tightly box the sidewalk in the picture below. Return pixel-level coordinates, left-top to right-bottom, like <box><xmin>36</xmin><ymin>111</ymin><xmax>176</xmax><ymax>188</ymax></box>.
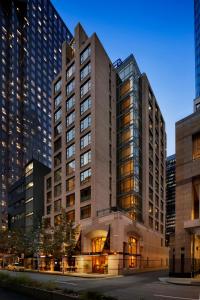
<box><xmin>159</xmin><ymin>276</ymin><xmax>200</xmax><ymax>286</ymax></box>
<box><xmin>24</xmin><ymin>269</ymin><xmax>120</xmax><ymax>278</ymax></box>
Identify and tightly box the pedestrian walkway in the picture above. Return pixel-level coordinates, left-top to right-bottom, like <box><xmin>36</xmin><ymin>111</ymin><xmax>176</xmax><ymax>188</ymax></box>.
<box><xmin>159</xmin><ymin>276</ymin><xmax>200</xmax><ymax>286</ymax></box>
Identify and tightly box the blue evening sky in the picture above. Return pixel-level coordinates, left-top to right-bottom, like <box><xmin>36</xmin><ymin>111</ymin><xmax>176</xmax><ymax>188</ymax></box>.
<box><xmin>52</xmin><ymin>0</ymin><xmax>194</xmax><ymax>156</ymax></box>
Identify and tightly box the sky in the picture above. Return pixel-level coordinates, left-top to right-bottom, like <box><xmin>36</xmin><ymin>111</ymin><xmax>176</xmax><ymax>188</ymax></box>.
<box><xmin>52</xmin><ymin>0</ymin><xmax>194</xmax><ymax>156</ymax></box>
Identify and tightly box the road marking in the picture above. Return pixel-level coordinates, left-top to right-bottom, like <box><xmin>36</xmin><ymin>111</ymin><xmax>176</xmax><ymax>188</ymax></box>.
<box><xmin>55</xmin><ymin>281</ymin><xmax>77</xmax><ymax>286</ymax></box>
<box><xmin>154</xmin><ymin>295</ymin><xmax>198</xmax><ymax>300</ymax></box>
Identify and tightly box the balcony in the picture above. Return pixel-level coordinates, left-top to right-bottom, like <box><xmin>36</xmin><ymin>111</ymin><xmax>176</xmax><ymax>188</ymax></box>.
<box><xmin>184</xmin><ymin>219</ymin><xmax>200</xmax><ymax>234</ymax></box>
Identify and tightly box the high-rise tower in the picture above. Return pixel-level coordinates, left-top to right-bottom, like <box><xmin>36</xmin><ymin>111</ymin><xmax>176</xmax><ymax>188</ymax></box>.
<box><xmin>0</xmin><ymin>0</ymin><xmax>72</xmax><ymax>228</ymax></box>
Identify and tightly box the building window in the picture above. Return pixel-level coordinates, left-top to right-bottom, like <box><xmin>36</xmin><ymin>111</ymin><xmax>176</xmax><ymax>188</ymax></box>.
<box><xmin>66</xmin><ymin>111</ymin><xmax>75</xmax><ymax>127</ymax></box>
<box><xmin>54</xmin><ymin>168</ymin><xmax>61</xmax><ymax>183</ymax></box>
<box><xmin>66</xmin><ymin>127</ymin><xmax>75</xmax><ymax>143</ymax></box>
<box><xmin>92</xmin><ymin>237</ymin><xmax>106</xmax><ymax>252</ymax></box>
<box><xmin>80</xmin><ymin>168</ymin><xmax>91</xmax><ymax>184</ymax></box>
<box><xmin>155</xmin><ymin>221</ymin><xmax>159</xmax><ymax>231</ymax></box>
<box><xmin>54</xmin><ymin>108</ymin><xmax>62</xmax><ymax>123</ymax></box>
<box><xmin>54</xmin><ymin>214</ymin><xmax>61</xmax><ymax>226</ymax></box>
<box><xmin>80</xmin><ymin>186</ymin><xmax>91</xmax><ymax>202</ymax></box>
<box><xmin>149</xmin><ymin>202</ymin><xmax>153</xmax><ymax>216</ymax></box>
<box><xmin>128</xmin><ymin>237</ymin><xmax>137</xmax><ymax>268</ymax></box>
<box><xmin>66</xmin><ymin>63</ymin><xmax>75</xmax><ymax>80</ymax></box>
<box><xmin>66</xmin><ymin>210</ymin><xmax>75</xmax><ymax>222</ymax></box>
<box><xmin>54</xmin><ymin>152</ymin><xmax>61</xmax><ymax>167</ymax></box>
<box><xmin>80</xmin><ymin>204</ymin><xmax>91</xmax><ymax>219</ymax></box>
<box><xmin>54</xmin><ymin>79</ymin><xmax>61</xmax><ymax>94</ymax></box>
<box><xmin>80</xmin><ymin>150</ymin><xmax>91</xmax><ymax>167</ymax></box>
<box><xmin>80</xmin><ymin>62</ymin><xmax>91</xmax><ymax>81</ymax></box>
<box><xmin>66</xmin><ymin>79</ymin><xmax>75</xmax><ymax>96</ymax></box>
<box><xmin>54</xmin><ymin>138</ymin><xmax>61</xmax><ymax>152</ymax></box>
<box><xmin>66</xmin><ymin>177</ymin><xmax>75</xmax><ymax>192</ymax></box>
<box><xmin>46</xmin><ymin>205</ymin><xmax>51</xmax><ymax>215</ymax></box>
<box><xmin>26</xmin><ymin>182</ymin><xmax>33</xmax><ymax>190</ymax></box>
<box><xmin>46</xmin><ymin>177</ymin><xmax>51</xmax><ymax>189</ymax></box>
<box><xmin>54</xmin><ymin>122</ymin><xmax>62</xmax><ymax>137</ymax></box>
<box><xmin>80</xmin><ymin>114</ymin><xmax>91</xmax><ymax>132</ymax></box>
<box><xmin>193</xmin><ymin>132</ymin><xmax>200</xmax><ymax>160</ymax></box>
<box><xmin>149</xmin><ymin>216</ymin><xmax>153</xmax><ymax>228</ymax></box>
<box><xmin>66</xmin><ymin>95</ymin><xmax>75</xmax><ymax>112</ymax></box>
<box><xmin>66</xmin><ymin>144</ymin><xmax>75</xmax><ymax>159</ymax></box>
<box><xmin>47</xmin><ymin>191</ymin><xmax>52</xmax><ymax>203</ymax></box>
<box><xmin>54</xmin><ymin>93</ymin><xmax>61</xmax><ymax>109</ymax></box>
<box><xmin>80</xmin><ymin>97</ymin><xmax>91</xmax><ymax>115</ymax></box>
<box><xmin>80</xmin><ymin>46</ymin><xmax>91</xmax><ymax>64</ymax></box>
<box><xmin>54</xmin><ymin>199</ymin><xmax>61</xmax><ymax>213</ymax></box>
<box><xmin>80</xmin><ymin>80</ymin><xmax>91</xmax><ymax>98</ymax></box>
<box><xmin>80</xmin><ymin>132</ymin><xmax>91</xmax><ymax>149</ymax></box>
<box><xmin>25</xmin><ymin>162</ymin><xmax>33</xmax><ymax>176</ymax></box>
<box><xmin>54</xmin><ymin>184</ymin><xmax>61</xmax><ymax>197</ymax></box>
<box><xmin>66</xmin><ymin>193</ymin><xmax>75</xmax><ymax>207</ymax></box>
<box><xmin>66</xmin><ymin>160</ymin><xmax>75</xmax><ymax>176</ymax></box>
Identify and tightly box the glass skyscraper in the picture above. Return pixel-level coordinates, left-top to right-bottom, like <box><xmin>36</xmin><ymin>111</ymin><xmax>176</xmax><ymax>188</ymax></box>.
<box><xmin>195</xmin><ymin>0</ymin><xmax>200</xmax><ymax>97</ymax></box>
<box><xmin>0</xmin><ymin>0</ymin><xmax>72</xmax><ymax>228</ymax></box>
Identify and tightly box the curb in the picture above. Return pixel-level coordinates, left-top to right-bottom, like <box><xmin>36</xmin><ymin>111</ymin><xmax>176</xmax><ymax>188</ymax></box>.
<box><xmin>159</xmin><ymin>277</ymin><xmax>200</xmax><ymax>286</ymax></box>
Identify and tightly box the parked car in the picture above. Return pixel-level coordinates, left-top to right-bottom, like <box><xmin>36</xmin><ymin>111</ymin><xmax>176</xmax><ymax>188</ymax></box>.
<box><xmin>7</xmin><ymin>262</ymin><xmax>25</xmax><ymax>272</ymax></box>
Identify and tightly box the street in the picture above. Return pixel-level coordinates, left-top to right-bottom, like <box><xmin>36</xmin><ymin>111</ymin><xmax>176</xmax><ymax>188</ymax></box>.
<box><xmin>0</xmin><ymin>270</ymin><xmax>200</xmax><ymax>300</ymax></box>
<box><xmin>0</xmin><ymin>288</ymin><xmax>34</xmax><ymax>300</ymax></box>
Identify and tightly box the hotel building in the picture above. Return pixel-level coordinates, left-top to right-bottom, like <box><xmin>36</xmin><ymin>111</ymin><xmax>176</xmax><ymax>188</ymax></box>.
<box><xmin>44</xmin><ymin>24</ymin><xmax>168</xmax><ymax>275</ymax></box>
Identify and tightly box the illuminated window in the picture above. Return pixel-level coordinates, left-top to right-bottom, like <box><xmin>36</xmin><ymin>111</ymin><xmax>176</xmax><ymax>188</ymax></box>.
<box><xmin>193</xmin><ymin>132</ymin><xmax>200</xmax><ymax>160</ymax></box>
<box><xmin>25</xmin><ymin>162</ymin><xmax>33</xmax><ymax>175</ymax></box>
<box><xmin>119</xmin><ymin>77</ymin><xmax>133</xmax><ymax>97</ymax></box>
<box><xmin>92</xmin><ymin>237</ymin><xmax>106</xmax><ymax>252</ymax></box>
<box><xmin>128</xmin><ymin>237</ymin><xmax>137</xmax><ymax>268</ymax></box>
<box><xmin>66</xmin><ymin>193</ymin><xmax>75</xmax><ymax>207</ymax></box>
<box><xmin>26</xmin><ymin>182</ymin><xmax>33</xmax><ymax>189</ymax></box>
<box><xmin>66</xmin><ymin>177</ymin><xmax>75</xmax><ymax>192</ymax></box>
<box><xmin>66</xmin><ymin>210</ymin><xmax>75</xmax><ymax>222</ymax></box>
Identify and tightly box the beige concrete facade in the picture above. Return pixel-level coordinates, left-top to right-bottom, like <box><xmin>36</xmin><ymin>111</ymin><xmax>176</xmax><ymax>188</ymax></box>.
<box><xmin>44</xmin><ymin>24</ymin><xmax>168</xmax><ymax>275</ymax></box>
<box><xmin>170</xmin><ymin>110</ymin><xmax>200</xmax><ymax>277</ymax></box>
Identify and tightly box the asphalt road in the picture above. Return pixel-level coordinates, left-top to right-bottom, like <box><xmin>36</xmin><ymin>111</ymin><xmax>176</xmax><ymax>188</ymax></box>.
<box><xmin>0</xmin><ymin>288</ymin><xmax>33</xmax><ymax>300</ymax></box>
<box><xmin>1</xmin><ymin>270</ymin><xmax>200</xmax><ymax>300</ymax></box>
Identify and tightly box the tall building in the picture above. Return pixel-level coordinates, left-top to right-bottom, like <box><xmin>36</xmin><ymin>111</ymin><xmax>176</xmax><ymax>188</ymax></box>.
<box><xmin>195</xmin><ymin>0</ymin><xmax>200</xmax><ymax>98</ymax></box>
<box><xmin>8</xmin><ymin>159</ymin><xmax>50</xmax><ymax>232</ymax></box>
<box><xmin>44</xmin><ymin>24</ymin><xmax>168</xmax><ymax>275</ymax></box>
<box><xmin>166</xmin><ymin>155</ymin><xmax>176</xmax><ymax>246</ymax></box>
<box><xmin>169</xmin><ymin>0</ymin><xmax>200</xmax><ymax>277</ymax></box>
<box><xmin>0</xmin><ymin>0</ymin><xmax>72</xmax><ymax>228</ymax></box>
<box><xmin>170</xmin><ymin>112</ymin><xmax>200</xmax><ymax>277</ymax></box>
